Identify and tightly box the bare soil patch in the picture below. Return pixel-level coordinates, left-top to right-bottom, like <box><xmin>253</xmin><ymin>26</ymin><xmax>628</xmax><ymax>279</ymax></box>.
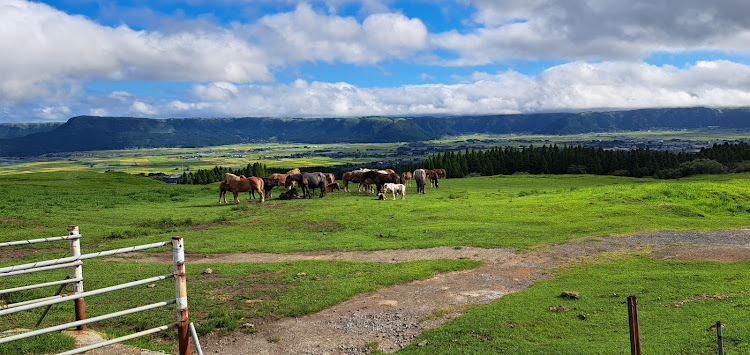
<box><xmin>0</xmin><ymin>248</ymin><xmax>65</xmax><ymax>262</ymax></box>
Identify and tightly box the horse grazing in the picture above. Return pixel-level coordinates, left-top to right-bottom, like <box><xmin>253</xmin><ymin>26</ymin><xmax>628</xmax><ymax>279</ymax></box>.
<box><xmin>343</xmin><ymin>169</ymin><xmax>370</xmax><ymax>192</ymax></box>
<box><xmin>362</xmin><ymin>170</ymin><xmax>400</xmax><ymax>194</ymax></box>
<box><xmin>427</xmin><ymin>170</ymin><xmax>439</xmax><ymax>188</ymax></box>
<box><xmin>278</xmin><ymin>188</ymin><xmax>299</xmax><ymax>200</ymax></box>
<box><xmin>327</xmin><ymin>182</ymin><xmax>341</xmax><ymax>192</ymax></box>
<box><xmin>225</xmin><ymin>175</ymin><xmax>264</xmax><ymax>203</ymax></box>
<box><xmin>401</xmin><ymin>171</ymin><xmax>413</xmax><ymax>186</ymax></box>
<box><xmin>285</xmin><ymin>172</ymin><xmax>327</xmax><ymax>199</ymax></box>
<box><xmin>285</xmin><ymin>168</ymin><xmax>301</xmax><ymax>175</ymax></box>
<box><xmin>413</xmin><ymin>169</ymin><xmax>426</xmax><ymax>194</ymax></box>
<box><xmin>434</xmin><ymin>168</ymin><xmax>447</xmax><ymax>179</ymax></box>
<box><xmin>383</xmin><ymin>183</ymin><xmax>406</xmax><ymax>200</ymax></box>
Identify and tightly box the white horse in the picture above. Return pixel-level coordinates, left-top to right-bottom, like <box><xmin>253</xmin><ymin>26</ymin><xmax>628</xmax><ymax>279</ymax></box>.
<box><xmin>382</xmin><ymin>183</ymin><xmax>406</xmax><ymax>200</ymax></box>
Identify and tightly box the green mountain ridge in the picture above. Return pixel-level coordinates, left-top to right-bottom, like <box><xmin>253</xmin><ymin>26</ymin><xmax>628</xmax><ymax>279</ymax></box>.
<box><xmin>2</xmin><ymin>107</ymin><xmax>750</xmax><ymax>157</ymax></box>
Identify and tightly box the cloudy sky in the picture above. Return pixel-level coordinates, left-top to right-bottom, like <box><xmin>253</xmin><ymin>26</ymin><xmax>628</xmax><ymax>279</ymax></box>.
<box><xmin>2</xmin><ymin>0</ymin><xmax>750</xmax><ymax>123</ymax></box>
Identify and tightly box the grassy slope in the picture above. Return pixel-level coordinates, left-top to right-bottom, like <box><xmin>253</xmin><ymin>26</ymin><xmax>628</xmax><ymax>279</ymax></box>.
<box><xmin>2</xmin><ymin>172</ymin><xmax>750</xmax><ymax>254</ymax></box>
<box><xmin>399</xmin><ymin>258</ymin><xmax>750</xmax><ymax>354</ymax></box>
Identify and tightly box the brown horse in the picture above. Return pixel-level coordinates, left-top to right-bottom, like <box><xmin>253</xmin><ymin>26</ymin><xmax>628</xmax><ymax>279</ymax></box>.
<box><xmin>425</xmin><ymin>170</ymin><xmax>439</xmax><ymax>188</ymax></box>
<box><xmin>327</xmin><ymin>182</ymin><xmax>341</xmax><ymax>192</ymax></box>
<box><xmin>218</xmin><ymin>181</ymin><xmax>230</xmax><ymax>204</ymax></box>
<box><xmin>401</xmin><ymin>171</ymin><xmax>413</xmax><ymax>186</ymax></box>
<box><xmin>325</xmin><ymin>173</ymin><xmax>335</xmax><ymax>185</ymax></box>
<box><xmin>434</xmin><ymin>168</ymin><xmax>447</xmax><ymax>179</ymax></box>
<box><xmin>225</xmin><ymin>175</ymin><xmax>264</xmax><ymax>203</ymax></box>
<box><xmin>285</xmin><ymin>168</ymin><xmax>301</xmax><ymax>175</ymax></box>
<box><xmin>343</xmin><ymin>169</ymin><xmax>370</xmax><ymax>192</ymax></box>
<box><xmin>268</xmin><ymin>173</ymin><xmax>289</xmax><ymax>185</ymax></box>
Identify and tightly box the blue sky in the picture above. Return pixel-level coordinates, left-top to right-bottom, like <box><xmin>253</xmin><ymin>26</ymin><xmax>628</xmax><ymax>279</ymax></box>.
<box><xmin>2</xmin><ymin>0</ymin><xmax>750</xmax><ymax>122</ymax></box>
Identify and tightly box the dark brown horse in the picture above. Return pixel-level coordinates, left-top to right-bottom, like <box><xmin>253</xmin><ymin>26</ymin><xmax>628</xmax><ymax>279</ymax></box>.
<box><xmin>262</xmin><ymin>177</ymin><xmax>280</xmax><ymax>199</ymax></box>
<box><xmin>361</xmin><ymin>170</ymin><xmax>400</xmax><ymax>194</ymax></box>
<box><xmin>278</xmin><ymin>188</ymin><xmax>299</xmax><ymax>200</ymax></box>
<box><xmin>285</xmin><ymin>172</ymin><xmax>327</xmax><ymax>198</ymax></box>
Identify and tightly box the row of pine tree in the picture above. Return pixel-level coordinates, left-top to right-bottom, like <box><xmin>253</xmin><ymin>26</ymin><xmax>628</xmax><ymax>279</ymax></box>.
<box><xmin>178</xmin><ymin>142</ymin><xmax>750</xmax><ymax>184</ymax></box>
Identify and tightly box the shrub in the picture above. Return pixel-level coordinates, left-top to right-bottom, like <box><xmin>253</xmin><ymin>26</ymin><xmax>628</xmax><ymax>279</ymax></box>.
<box><xmin>732</xmin><ymin>160</ymin><xmax>750</xmax><ymax>173</ymax></box>
<box><xmin>678</xmin><ymin>158</ymin><xmax>727</xmax><ymax>176</ymax></box>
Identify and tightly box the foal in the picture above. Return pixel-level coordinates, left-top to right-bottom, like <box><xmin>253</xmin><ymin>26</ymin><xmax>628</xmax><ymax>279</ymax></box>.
<box><xmin>382</xmin><ymin>183</ymin><xmax>406</xmax><ymax>200</ymax></box>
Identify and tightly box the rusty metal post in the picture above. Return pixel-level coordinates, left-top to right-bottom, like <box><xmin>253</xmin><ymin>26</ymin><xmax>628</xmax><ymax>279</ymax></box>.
<box><xmin>717</xmin><ymin>321</ymin><xmax>724</xmax><ymax>355</ymax></box>
<box><xmin>172</xmin><ymin>236</ymin><xmax>191</xmax><ymax>355</ymax></box>
<box><xmin>627</xmin><ymin>295</ymin><xmax>641</xmax><ymax>355</ymax></box>
<box><xmin>68</xmin><ymin>225</ymin><xmax>86</xmax><ymax>330</ymax></box>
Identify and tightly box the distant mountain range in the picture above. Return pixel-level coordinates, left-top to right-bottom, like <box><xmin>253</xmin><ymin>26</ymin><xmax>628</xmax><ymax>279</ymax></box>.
<box><xmin>1</xmin><ymin>107</ymin><xmax>750</xmax><ymax>157</ymax></box>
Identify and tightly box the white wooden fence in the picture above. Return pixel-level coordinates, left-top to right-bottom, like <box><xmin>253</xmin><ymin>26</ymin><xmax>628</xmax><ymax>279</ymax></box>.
<box><xmin>0</xmin><ymin>225</ymin><xmax>203</xmax><ymax>355</ymax></box>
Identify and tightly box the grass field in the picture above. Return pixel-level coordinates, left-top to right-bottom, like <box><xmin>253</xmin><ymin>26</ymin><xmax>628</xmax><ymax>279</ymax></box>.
<box><xmin>399</xmin><ymin>258</ymin><xmax>750</xmax><ymax>354</ymax></box>
<box><xmin>2</xmin><ymin>170</ymin><xmax>750</xmax><ymax>353</ymax></box>
<box><xmin>2</xmin><ymin>171</ymin><xmax>750</xmax><ymax>254</ymax></box>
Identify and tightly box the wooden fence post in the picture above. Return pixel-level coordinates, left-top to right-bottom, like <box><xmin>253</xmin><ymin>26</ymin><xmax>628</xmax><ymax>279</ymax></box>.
<box><xmin>68</xmin><ymin>225</ymin><xmax>86</xmax><ymax>330</ymax></box>
<box><xmin>173</xmin><ymin>236</ymin><xmax>191</xmax><ymax>355</ymax></box>
<box><xmin>627</xmin><ymin>295</ymin><xmax>641</xmax><ymax>355</ymax></box>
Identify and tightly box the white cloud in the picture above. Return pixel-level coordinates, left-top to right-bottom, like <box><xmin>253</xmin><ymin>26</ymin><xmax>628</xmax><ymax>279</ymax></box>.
<box><xmin>190</xmin><ymin>82</ymin><xmax>240</xmax><ymax>101</ymax></box>
<box><xmin>363</xmin><ymin>13</ymin><xmax>427</xmax><ymax>50</ymax></box>
<box><xmin>89</xmin><ymin>108</ymin><xmax>109</xmax><ymax>117</ymax></box>
<box><xmin>248</xmin><ymin>4</ymin><xmax>428</xmax><ymax>65</ymax></box>
<box><xmin>35</xmin><ymin>105</ymin><xmax>72</xmax><ymax>120</ymax></box>
<box><xmin>0</xmin><ymin>0</ymin><xmax>269</xmax><ymax>104</ymax></box>
<box><xmin>92</xmin><ymin>60</ymin><xmax>749</xmax><ymax>118</ymax></box>
<box><xmin>131</xmin><ymin>101</ymin><xmax>157</xmax><ymax>115</ymax></box>
<box><xmin>433</xmin><ymin>0</ymin><xmax>750</xmax><ymax>64</ymax></box>
<box><xmin>5</xmin><ymin>60</ymin><xmax>750</xmax><ymax>122</ymax></box>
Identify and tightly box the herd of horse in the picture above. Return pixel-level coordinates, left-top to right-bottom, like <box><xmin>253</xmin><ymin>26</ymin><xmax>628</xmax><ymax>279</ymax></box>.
<box><xmin>219</xmin><ymin>168</ymin><xmax>447</xmax><ymax>204</ymax></box>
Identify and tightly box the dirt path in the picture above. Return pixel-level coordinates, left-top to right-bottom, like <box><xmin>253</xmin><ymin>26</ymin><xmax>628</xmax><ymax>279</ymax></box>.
<box><xmin>154</xmin><ymin>229</ymin><xmax>750</xmax><ymax>354</ymax></box>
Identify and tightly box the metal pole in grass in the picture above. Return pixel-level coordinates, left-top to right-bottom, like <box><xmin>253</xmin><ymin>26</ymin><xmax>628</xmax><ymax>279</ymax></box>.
<box><xmin>173</xmin><ymin>236</ymin><xmax>191</xmax><ymax>355</ymax></box>
<box><xmin>627</xmin><ymin>295</ymin><xmax>641</xmax><ymax>355</ymax></box>
<box><xmin>717</xmin><ymin>321</ymin><xmax>724</xmax><ymax>355</ymax></box>
<box><xmin>68</xmin><ymin>225</ymin><xmax>86</xmax><ymax>330</ymax></box>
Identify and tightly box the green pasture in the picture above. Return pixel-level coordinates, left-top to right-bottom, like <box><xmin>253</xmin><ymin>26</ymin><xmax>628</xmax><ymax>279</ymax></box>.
<box><xmin>399</xmin><ymin>257</ymin><xmax>750</xmax><ymax>354</ymax></box>
<box><xmin>2</xmin><ymin>171</ymin><xmax>749</xmax><ymax>254</ymax></box>
<box><xmin>2</xmin><ymin>170</ymin><xmax>750</xmax><ymax>353</ymax></box>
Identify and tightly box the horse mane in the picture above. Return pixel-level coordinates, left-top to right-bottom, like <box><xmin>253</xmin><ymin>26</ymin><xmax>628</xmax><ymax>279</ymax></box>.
<box><xmin>224</xmin><ymin>172</ymin><xmax>243</xmax><ymax>184</ymax></box>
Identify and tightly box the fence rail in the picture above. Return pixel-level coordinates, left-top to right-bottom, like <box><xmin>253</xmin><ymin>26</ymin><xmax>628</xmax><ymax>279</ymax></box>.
<box><xmin>0</xmin><ymin>226</ymin><xmax>199</xmax><ymax>355</ymax></box>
